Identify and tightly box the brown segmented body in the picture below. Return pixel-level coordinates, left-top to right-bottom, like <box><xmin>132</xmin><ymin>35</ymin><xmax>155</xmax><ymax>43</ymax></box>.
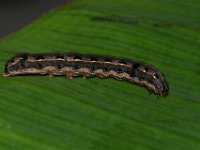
<box><xmin>3</xmin><ymin>52</ymin><xmax>169</xmax><ymax>97</ymax></box>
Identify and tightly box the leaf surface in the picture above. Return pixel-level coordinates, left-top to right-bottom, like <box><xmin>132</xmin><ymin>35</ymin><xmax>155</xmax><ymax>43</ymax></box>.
<box><xmin>0</xmin><ymin>0</ymin><xmax>200</xmax><ymax>149</ymax></box>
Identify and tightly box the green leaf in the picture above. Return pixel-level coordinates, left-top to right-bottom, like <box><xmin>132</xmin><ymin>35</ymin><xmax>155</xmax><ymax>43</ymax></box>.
<box><xmin>0</xmin><ymin>0</ymin><xmax>200</xmax><ymax>149</ymax></box>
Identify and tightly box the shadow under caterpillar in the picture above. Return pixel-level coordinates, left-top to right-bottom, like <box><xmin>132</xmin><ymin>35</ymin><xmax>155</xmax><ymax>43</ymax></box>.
<box><xmin>3</xmin><ymin>52</ymin><xmax>169</xmax><ymax>97</ymax></box>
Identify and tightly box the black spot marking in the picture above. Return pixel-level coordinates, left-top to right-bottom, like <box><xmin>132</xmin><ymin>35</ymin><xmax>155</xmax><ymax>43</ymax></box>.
<box><xmin>38</xmin><ymin>63</ymin><xmax>43</xmax><ymax>68</ymax></box>
<box><xmin>154</xmin><ymin>74</ymin><xmax>160</xmax><ymax>79</ymax></box>
<box><xmin>74</xmin><ymin>64</ymin><xmax>79</xmax><ymax>69</ymax></box>
<box><xmin>20</xmin><ymin>61</ymin><xmax>26</xmax><ymax>68</ymax></box>
<box><xmin>118</xmin><ymin>59</ymin><xmax>127</xmax><ymax>64</ymax></box>
<box><xmin>133</xmin><ymin>63</ymin><xmax>140</xmax><ymax>69</ymax></box>
<box><xmin>9</xmin><ymin>59</ymin><xmax>15</xmax><ymax>63</ymax></box>
<box><xmin>57</xmin><ymin>63</ymin><xmax>64</xmax><ymax>69</ymax></box>
<box><xmin>144</xmin><ymin>67</ymin><xmax>148</xmax><ymax>72</ymax></box>
<box><xmin>74</xmin><ymin>56</ymin><xmax>82</xmax><ymax>60</ymax></box>
<box><xmin>130</xmin><ymin>63</ymin><xmax>141</xmax><ymax>77</ymax></box>
<box><xmin>56</xmin><ymin>55</ymin><xmax>64</xmax><ymax>59</ymax></box>
<box><xmin>138</xmin><ymin>75</ymin><xmax>144</xmax><ymax>81</ymax></box>
<box><xmin>20</xmin><ymin>54</ymin><xmax>28</xmax><ymax>60</ymax></box>
<box><xmin>35</xmin><ymin>55</ymin><xmax>45</xmax><ymax>60</ymax></box>
<box><xmin>117</xmin><ymin>68</ymin><xmax>122</xmax><ymax>73</ymax></box>
<box><xmin>104</xmin><ymin>67</ymin><xmax>109</xmax><ymax>71</ymax></box>
<box><xmin>104</xmin><ymin>58</ymin><xmax>112</xmax><ymax>62</ymax></box>
<box><xmin>90</xmin><ymin>57</ymin><xmax>98</xmax><ymax>61</ymax></box>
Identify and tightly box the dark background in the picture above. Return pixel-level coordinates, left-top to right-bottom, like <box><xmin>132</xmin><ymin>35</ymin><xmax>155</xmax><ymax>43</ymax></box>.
<box><xmin>0</xmin><ymin>0</ymin><xmax>69</xmax><ymax>38</ymax></box>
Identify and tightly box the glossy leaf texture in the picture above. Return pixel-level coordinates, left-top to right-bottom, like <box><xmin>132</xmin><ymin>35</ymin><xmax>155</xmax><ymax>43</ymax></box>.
<box><xmin>0</xmin><ymin>0</ymin><xmax>200</xmax><ymax>149</ymax></box>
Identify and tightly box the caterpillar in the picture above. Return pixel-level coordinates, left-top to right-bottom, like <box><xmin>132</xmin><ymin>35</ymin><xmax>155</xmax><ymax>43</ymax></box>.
<box><xmin>3</xmin><ymin>52</ymin><xmax>169</xmax><ymax>97</ymax></box>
